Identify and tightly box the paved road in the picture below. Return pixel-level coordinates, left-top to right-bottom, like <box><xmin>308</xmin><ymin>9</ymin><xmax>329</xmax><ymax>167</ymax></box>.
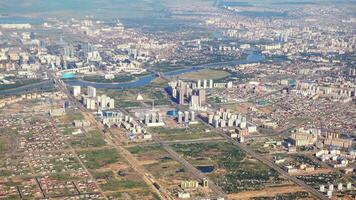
<box><xmin>50</xmin><ymin>118</ymin><xmax>109</xmax><ymax>200</ymax></box>
<box><xmin>48</xmin><ymin>71</ymin><xmax>173</xmax><ymax>200</ymax></box>
<box><xmin>155</xmin><ymin>135</ymin><xmax>226</xmax><ymax>197</ymax></box>
<box><xmin>197</xmin><ymin>117</ymin><xmax>329</xmax><ymax>200</ymax></box>
<box><xmin>48</xmin><ymin>69</ymin><xmax>328</xmax><ymax>200</ymax></box>
<box><xmin>114</xmin><ymin>103</ymin><xmax>226</xmax><ymax>198</ymax></box>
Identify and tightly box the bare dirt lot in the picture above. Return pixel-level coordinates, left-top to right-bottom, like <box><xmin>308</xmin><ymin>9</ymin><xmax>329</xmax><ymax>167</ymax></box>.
<box><xmin>228</xmin><ymin>185</ymin><xmax>306</xmax><ymax>200</ymax></box>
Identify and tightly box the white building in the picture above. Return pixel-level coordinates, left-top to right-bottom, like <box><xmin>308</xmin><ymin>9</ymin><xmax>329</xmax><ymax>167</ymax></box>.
<box><xmin>72</xmin><ymin>86</ymin><xmax>81</xmax><ymax>97</ymax></box>
<box><xmin>88</xmin><ymin>86</ymin><xmax>96</xmax><ymax>98</ymax></box>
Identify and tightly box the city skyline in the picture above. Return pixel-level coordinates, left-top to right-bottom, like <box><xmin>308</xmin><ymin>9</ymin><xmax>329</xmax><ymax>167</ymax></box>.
<box><xmin>0</xmin><ymin>1</ymin><xmax>355</xmax><ymax>200</ymax></box>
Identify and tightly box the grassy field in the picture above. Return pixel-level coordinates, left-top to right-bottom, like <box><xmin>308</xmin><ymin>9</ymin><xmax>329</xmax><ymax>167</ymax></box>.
<box><xmin>70</xmin><ymin>129</ymin><xmax>107</xmax><ymax>148</ymax></box>
<box><xmin>101</xmin><ymin>179</ymin><xmax>147</xmax><ymax>191</ymax></box>
<box><xmin>79</xmin><ymin>148</ymin><xmax>119</xmax><ymax>169</ymax></box>
<box><xmin>104</xmin><ymin>78</ymin><xmax>171</xmax><ymax>108</ymax></box>
<box><xmin>0</xmin><ymin>136</ymin><xmax>7</xmax><ymax>154</ymax></box>
<box><xmin>127</xmin><ymin>145</ymin><xmax>164</xmax><ymax>155</ymax></box>
<box><xmin>107</xmin><ymin>190</ymin><xmax>160</xmax><ymax>200</ymax></box>
<box><xmin>60</xmin><ymin>111</ymin><xmax>84</xmax><ymax>123</ymax></box>
<box><xmin>172</xmin><ymin>142</ymin><xmax>282</xmax><ymax>193</ymax></box>
<box><xmin>58</xmin><ymin>124</ymin><xmax>75</xmax><ymax>135</ymax></box>
<box><xmin>0</xmin><ymin>79</ymin><xmax>42</xmax><ymax>91</ymax></box>
<box><xmin>149</xmin><ymin>124</ymin><xmax>220</xmax><ymax>141</ymax></box>
<box><xmin>82</xmin><ymin>75</ymin><xmax>138</xmax><ymax>83</ymax></box>
<box><xmin>127</xmin><ymin>144</ymin><xmax>194</xmax><ymax>181</ymax></box>
<box><xmin>90</xmin><ymin>161</ymin><xmax>155</xmax><ymax>198</ymax></box>
<box><xmin>177</xmin><ymin>69</ymin><xmax>230</xmax><ymax>80</ymax></box>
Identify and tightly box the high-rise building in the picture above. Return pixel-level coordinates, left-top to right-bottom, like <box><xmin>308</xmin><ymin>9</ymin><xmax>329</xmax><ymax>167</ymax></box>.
<box><xmin>72</xmin><ymin>86</ymin><xmax>81</xmax><ymax>97</ymax></box>
<box><xmin>145</xmin><ymin>114</ymin><xmax>150</xmax><ymax>124</ymax></box>
<box><xmin>178</xmin><ymin>111</ymin><xmax>183</xmax><ymax>124</ymax></box>
<box><xmin>198</xmin><ymin>89</ymin><xmax>206</xmax><ymax>105</ymax></box>
<box><xmin>190</xmin><ymin>111</ymin><xmax>195</xmax><ymax>121</ymax></box>
<box><xmin>178</xmin><ymin>89</ymin><xmax>185</xmax><ymax>105</ymax></box>
<box><xmin>158</xmin><ymin>113</ymin><xmax>163</xmax><ymax>122</ymax></box>
<box><xmin>88</xmin><ymin>86</ymin><xmax>96</xmax><ymax>98</ymax></box>
<box><xmin>209</xmin><ymin>79</ymin><xmax>213</xmax><ymax>88</ymax></box>
<box><xmin>203</xmin><ymin>179</ymin><xmax>208</xmax><ymax>187</ymax></box>
<box><xmin>151</xmin><ymin>113</ymin><xmax>157</xmax><ymax>123</ymax></box>
<box><xmin>184</xmin><ymin>111</ymin><xmax>189</xmax><ymax>123</ymax></box>
<box><xmin>208</xmin><ymin>114</ymin><xmax>214</xmax><ymax>124</ymax></box>
<box><xmin>190</xmin><ymin>95</ymin><xmax>200</xmax><ymax>108</ymax></box>
<box><xmin>203</xmin><ymin>79</ymin><xmax>207</xmax><ymax>88</ymax></box>
<box><xmin>320</xmin><ymin>185</ymin><xmax>325</xmax><ymax>192</ymax></box>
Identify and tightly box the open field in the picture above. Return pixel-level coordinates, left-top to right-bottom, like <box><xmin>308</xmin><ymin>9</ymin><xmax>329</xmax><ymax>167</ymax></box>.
<box><xmin>228</xmin><ymin>186</ymin><xmax>309</xmax><ymax>200</ymax></box>
<box><xmin>0</xmin><ymin>135</ymin><xmax>9</xmax><ymax>154</ymax></box>
<box><xmin>126</xmin><ymin>144</ymin><xmax>215</xmax><ymax>199</ymax></box>
<box><xmin>79</xmin><ymin>148</ymin><xmax>120</xmax><ymax>170</ymax></box>
<box><xmin>127</xmin><ymin>145</ymin><xmax>193</xmax><ymax>181</ymax></box>
<box><xmin>0</xmin><ymin>79</ymin><xmax>42</xmax><ymax>91</ymax></box>
<box><xmin>103</xmin><ymin>78</ymin><xmax>171</xmax><ymax>108</ymax></box>
<box><xmin>149</xmin><ymin>124</ymin><xmax>221</xmax><ymax>141</ymax></box>
<box><xmin>177</xmin><ymin>69</ymin><xmax>230</xmax><ymax>80</ymax></box>
<box><xmin>69</xmin><ymin>129</ymin><xmax>107</xmax><ymax>148</ymax></box>
<box><xmin>171</xmin><ymin>142</ymin><xmax>288</xmax><ymax>194</ymax></box>
<box><xmin>57</xmin><ymin>111</ymin><xmax>84</xmax><ymax>123</ymax></box>
<box><xmin>82</xmin><ymin>75</ymin><xmax>138</xmax><ymax>83</ymax></box>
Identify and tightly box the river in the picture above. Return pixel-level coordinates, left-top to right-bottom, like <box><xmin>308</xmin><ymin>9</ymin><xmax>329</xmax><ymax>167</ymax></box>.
<box><xmin>65</xmin><ymin>52</ymin><xmax>264</xmax><ymax>89</ymax></box>
<box><xmin>0</xmin><ymin>52</ymin><xmax>264</xmax><ymax>95</ymax></box>
<box><xmin>0</xmin><ymin>80</ymin><xmax>54</xmax><ymax>96</ymax></box>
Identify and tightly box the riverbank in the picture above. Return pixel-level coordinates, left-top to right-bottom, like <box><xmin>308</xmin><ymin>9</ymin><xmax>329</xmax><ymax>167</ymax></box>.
<box><xmin>0</xmin><ymin>51</ymin><xmax>265</xmax><ymax>95</ymax></box>
<box><xmin>0</xmin><ymin>79</ymin><xmax>42</xmax><ymax>91</ymax></box>
<box><xmin>0</xmin><ymin>80</ymin><xmax>54</xmax><ymax>96</ymax></box>
<box><xmin>81</xmin><ymin>75</ymin><xmax>139</xmax><ymax>84</ymax></box>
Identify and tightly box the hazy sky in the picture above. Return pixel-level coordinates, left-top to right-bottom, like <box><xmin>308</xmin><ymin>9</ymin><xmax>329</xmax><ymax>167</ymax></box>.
<box><xmin>0</xmin><ymin>0</ymin><xmax>166</xmax><ymax>19</ymax></box>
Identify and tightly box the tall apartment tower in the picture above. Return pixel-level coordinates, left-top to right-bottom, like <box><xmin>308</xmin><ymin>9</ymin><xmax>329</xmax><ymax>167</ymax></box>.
<box><xmin>203</xmin><ymin>79</ymin><xmax>207</xmax><ymax>88</ymax></box>
<box><xmin>178</xmin><ymin>89</ymin><xmax>185</xmax><ymax>105</ymax></box>
<box><xmin>198</xmin><ymin>89</ymin><xmax>206</xmax><ymax>105</ymax></box>
<box><xmin>178</xmin><ymin>111</ymin><xmax>183</xmax><ymax>123</ymax></box>
<box><xmin>88</xmin><ymin>86</ymin><xmax>97</xmax><ymax>98</ymax></box>
<box><xmin>184</xmin><ymin>111</ymin><xmax>190</xmax><ymax>123</ymax></box>
<box><xmin>72</xmin><ymin>86</ymin><xmax>81</xmax><ymax>97</ymax></box>
<box><xmin>197</xmin><ymin>80</ymin><xmax>201</xmax><ymax>89</ymax></box>
<box><xmin>209</xmin><ymin>79</ymin><xmax>213</xmax><ymax>88</ymax></box>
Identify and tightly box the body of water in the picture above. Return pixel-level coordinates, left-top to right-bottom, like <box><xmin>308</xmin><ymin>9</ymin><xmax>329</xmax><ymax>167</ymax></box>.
<box><xmin>196</xmin><ymin>166</ymin><xmax>215</xmax><ymax>173</ymax></box>
<box><xmin>65</xmin><ymin>51</ymin><xmax>264</xmax><ymax>89</ymax></box>
<box><xmin>237</xmin><ymin>11</ymin><xmax>288</xmax><ymax>18</ymax></box>
<box><xmin>0</xmin><ymin>52</ymin><xmax>264</xmax><ymax>94</ymax></box>
<box><xmin>0</xmin><ymin>80</ymin><xmax>54</xmax><ymax>96</ymax></box>
<box><xmin>0</xmin><ymin>16</ymin><xmax>44</xmax><ymax>24</ymax></box>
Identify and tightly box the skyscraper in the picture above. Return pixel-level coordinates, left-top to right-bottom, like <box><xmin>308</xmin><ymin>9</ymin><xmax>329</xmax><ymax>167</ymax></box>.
<box><xmin>198</xmin><ymin>89</ymin><xmax>206</xmax><ymax>105</ymax></box>
<box><xmin>88</xmin><ymin>86</ymin><xmax>97</xmax><ymax>98</ymax></box>
<box><xmin>178</xmin><ymin>89</ymin><xmax>185</xmax><ymax>105</ymax></box>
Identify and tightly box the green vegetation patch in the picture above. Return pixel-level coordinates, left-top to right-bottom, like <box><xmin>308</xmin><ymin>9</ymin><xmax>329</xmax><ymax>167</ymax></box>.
<box><xmin>127</xmin><ymin>145</ymin><xmax>162</xmax><ymax>155</ymax></box>
<box><xmin>50</xmin><ymin>173</ymin><xmax>79</xmax><ymax>181</ymax></box>
<box><xmin>82</xmin><ymin>75</ymin><xmax>138</xmax><ymax>83</ymax></box>
<box><xmin>292</xmin><ymin>155</ymin><xmax>321</xmax><ymax>168</ymax></box>
<box><xmin>177</xmin><ymin>68</ymin><xmax>231</xmax><ymax>81</ymax></box>
<box><xmin>150</xmin><ymin>124</ymin><xmax>219</xmax><ymax>141</ymax></box>
<box><xmin>172</xmin><ymin>142</ymin><xmax>281</xmax><ymax>193</ymax></box>
<box><xmin>101</xmin><ymin>179</ymin><xmax>147</xmax><ymax>191</ymax></box>
<box><xmin>80</xmin><ymin>148</ymin><xmax>119</xmax><ymax>169</ymax></box>
<box><xmin>108</xmin><ymin>189</ymin><xmax>159</xmax><ymax>200</ymax></box>
<box><xmin>0</xmin><ymin>79</ymin><xmax>42</xmax><ymax>91</ymax></box>
<box><xmin>296</xmin><ymin>173</ymin><xmax>342</xmax><ymax>187</ymax></box>
<box><xmin>63</xmin><ymin>111</ymin><xmax>84</xmax><ymax>122</ymax></box>
<box><xmin>70</xmin><ymin>130</ymin><xmax>107</xmax><ymax>148</ymax></box>
<box><xmin>252</xmin><ymin>191</ymin><xmax>310</xmax><ymax>200</ymax></box>
<box><xmin>103</xmin><ymin>78</ymin><xmax>171</xmax><ymax>108</ymax></box>
<box><xmin>0</xmin><ymin>136</ymin><xmax>8</xmax><ymax>154</ymax></box>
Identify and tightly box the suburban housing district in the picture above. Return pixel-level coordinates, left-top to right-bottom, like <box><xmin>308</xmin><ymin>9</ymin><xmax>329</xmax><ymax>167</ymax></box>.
<box><xmin>0</xmin><ymin>0</ymin><xmax>355</xmax><ymax>200</ymax></box>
